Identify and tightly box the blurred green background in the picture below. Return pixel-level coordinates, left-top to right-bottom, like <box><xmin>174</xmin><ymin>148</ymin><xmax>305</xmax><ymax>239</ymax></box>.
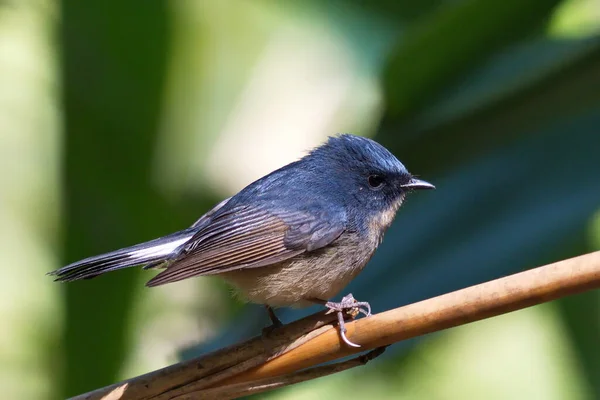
<box><xmin>1</xmin><ymin>0</ymin><xmax>599</xmax><ymax>399</ymax></box>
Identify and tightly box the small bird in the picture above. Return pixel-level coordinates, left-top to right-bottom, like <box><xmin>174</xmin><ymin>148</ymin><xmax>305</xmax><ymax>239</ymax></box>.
<box><xmin>49</xmin><ymin>134</ymin><xmax>434</xmax><ymax>347</ymax></box>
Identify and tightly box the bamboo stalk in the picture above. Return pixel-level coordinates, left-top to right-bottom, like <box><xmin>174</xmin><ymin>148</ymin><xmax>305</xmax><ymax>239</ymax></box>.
<box><xmin>72</xmin><ymin>250</ymin><xmax>600</xmax><ymax>400</ymax></box>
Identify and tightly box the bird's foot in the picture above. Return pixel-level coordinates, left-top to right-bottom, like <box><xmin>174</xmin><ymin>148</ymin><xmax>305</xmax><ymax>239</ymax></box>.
<box><xmin>324</xmin><ymin>293</ymin><xmax>371</xmax><ymax>348</ymax></box>
<box><xmin>326</xmin><ymin>293</ymin><xmax>371</xmax><ymax>318</ymax></box>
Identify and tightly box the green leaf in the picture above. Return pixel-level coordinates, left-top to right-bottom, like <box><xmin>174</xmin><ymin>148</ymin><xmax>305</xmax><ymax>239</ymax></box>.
<box><xmin>383</xmin><ymin>0</ymin><xmax>564</xmax><ymax>118</ymax></box>
<box><xmin>345</xmin><ymin>0</ymin><xmax>445</xmax><ymax>24</ymax></box>
<box><xmin>381</xmin><ymin>37</ymin><xmax>600</xmax><ymax>177</ymax></box>
<box><xmin>59</xmin><ymin>1</ymin><xmax>171</xmax><ymax>396</ymax></box>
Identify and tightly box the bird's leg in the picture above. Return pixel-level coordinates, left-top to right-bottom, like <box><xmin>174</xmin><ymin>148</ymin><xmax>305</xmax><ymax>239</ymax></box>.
<box><xmin>310</xmin><ymin>293</ymin><xmax>371</xmax><ymax>348</ymax></box>
<box><xmin>265</xmin><ymin>305</ymin><xmax>283</xmax><ymax>328</ymax></box>
<box><xmin>261</xmin><ymin>305</ymin><xmax>283</xmax><ymax>338</ymax></box>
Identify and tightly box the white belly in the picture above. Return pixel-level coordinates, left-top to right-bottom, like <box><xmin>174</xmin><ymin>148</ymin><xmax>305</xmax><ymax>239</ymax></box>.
<box><xmin>220</xmin><ymin>232</ymin><xmax>376</xmax><ymax>307</ymax></box>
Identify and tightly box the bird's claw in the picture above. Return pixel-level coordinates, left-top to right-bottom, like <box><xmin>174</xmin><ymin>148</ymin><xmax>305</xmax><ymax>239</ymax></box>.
<box><xmin>326</xmin><ymin>293</ymin><xmax>371</xmax><ymax>317</ymax></box>
<box><xmin>325</xmin><ymin>293</ymin><xmax>371</xmax><ymax>348</ymax></box>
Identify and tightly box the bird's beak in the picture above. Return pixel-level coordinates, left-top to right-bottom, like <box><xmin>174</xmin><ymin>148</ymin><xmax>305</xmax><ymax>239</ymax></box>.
<box><xmin>401</xmin><ymin>178</ymin><xmax>435</xmax><ymax>190</ymax></box>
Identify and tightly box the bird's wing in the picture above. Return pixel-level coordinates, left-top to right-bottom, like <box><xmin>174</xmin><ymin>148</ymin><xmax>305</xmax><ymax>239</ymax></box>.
<box><xmin>190</xmin><ymin>197</ymin><xmax>232</xmax><ymax>228</ymax></box>
<box><xmin>145</xmin><ymin>203</ymin><xmax>346</xmax><ymax>286</ymax></box>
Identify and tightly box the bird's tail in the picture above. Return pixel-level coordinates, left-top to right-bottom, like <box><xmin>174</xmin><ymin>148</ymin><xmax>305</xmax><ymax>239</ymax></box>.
<box><xmin>48</xmin><ymin>228</ymin><xmax>196</xmax><ymax>282</ymax></box>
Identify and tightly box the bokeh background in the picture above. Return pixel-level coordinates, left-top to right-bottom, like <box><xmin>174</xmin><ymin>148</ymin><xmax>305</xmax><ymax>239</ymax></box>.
<box><xmin>2</xmin><ymin>0</ymin><xmax>600</xmax><ymax>399</ymax></box>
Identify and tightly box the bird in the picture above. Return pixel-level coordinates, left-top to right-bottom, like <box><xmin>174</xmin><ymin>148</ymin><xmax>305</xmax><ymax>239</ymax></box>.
<box><xmin>49</xmin><ymin>133</ymin><xmax>434</xmax><ymax>347</ymax></box>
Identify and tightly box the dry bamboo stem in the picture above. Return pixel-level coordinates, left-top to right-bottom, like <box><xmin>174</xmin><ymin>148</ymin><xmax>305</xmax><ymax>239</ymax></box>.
<box><xmin>72</xmin><ymin>250</ymin><xmax>600</xmax><ymax>400</ymax></box>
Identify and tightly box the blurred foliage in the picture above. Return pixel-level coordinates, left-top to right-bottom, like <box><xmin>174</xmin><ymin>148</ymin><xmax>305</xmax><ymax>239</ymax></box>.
<box><xmin>382</xmin><ymin>0</ymin><xmax>563</xmax><ymax>117</ymax></box>
<box><xmin>1</xmin><ymin>0</ymin><xmax>599</xmax><ymax>399</ymax></box>
<box><xmin>60</xmin><ymin>1</ymin><xmax>171</xmax><ymax>396</ymax></box>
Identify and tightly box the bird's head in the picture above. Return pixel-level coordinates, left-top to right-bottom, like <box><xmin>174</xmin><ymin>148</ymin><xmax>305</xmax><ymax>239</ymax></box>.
<box><xmin>308</xmin><ymin>134</ymin><xmax>434</xmax><ymax>229</ymax></box>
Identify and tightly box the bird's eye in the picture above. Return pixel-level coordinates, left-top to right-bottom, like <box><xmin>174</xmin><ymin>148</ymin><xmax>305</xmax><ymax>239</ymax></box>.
<box><xmin>367</xmin><ymin>174</ymin><xmax>385</xmax><ymax>190</ymax></box>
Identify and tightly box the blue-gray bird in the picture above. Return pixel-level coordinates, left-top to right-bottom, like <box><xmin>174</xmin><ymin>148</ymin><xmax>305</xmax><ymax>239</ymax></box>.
<box><xmin>49</xmin><ymin>134</ymin><xmax>434</xmax><ymax>346</ymax></box>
